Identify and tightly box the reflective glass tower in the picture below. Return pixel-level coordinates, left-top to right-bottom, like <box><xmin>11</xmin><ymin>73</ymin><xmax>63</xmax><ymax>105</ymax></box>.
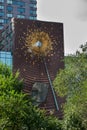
<box><xmin>0</xmin><ymin>21</ymin><xmax>13</xmax><ymax>67</ymax></box>
<box><xmin>0</xmin><ymin>0</ymin><xmax>37</xmax><ymax>66</ymax></box>
<box><xmin>0</xmin><ymin>0</ymin><xmax>37</xmax><ymax>30</ymax></box>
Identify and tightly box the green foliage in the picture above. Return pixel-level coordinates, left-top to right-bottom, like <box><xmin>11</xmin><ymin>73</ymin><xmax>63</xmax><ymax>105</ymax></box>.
<box><xmin>54</xmin><ymin>48</ymin><xmax>87</xmax><ymax>98</ymax></box>
<box><xmin>0</xmin><ymin>91</ymin><xmax>28</xmax><ymax>130</ymax></box>
<box><xmin>45</xmin><ymin>116</ymin><xmax>63</xmax><ymax>130</ymax></box>
<box><xmin>54</xmin><ymin>43</ymin><xmax>87</xmax><ymax>130</ymax></box>
<box><xmin>0</xmin><ymin>63</ymin><xmax>62</xmax><ymax>130</ymax></box>
<box><xmin>0</xmin><ymin>72</ymin><xmax>24</xmax><ymax>95</ymax></box>
<box><xmin>80</xmin><ymin>42</ymin><xmax>87</xmax><ymax>54</ymax></box>
<box><xmin>0</xmin><ymin>63</ymin><xmax>11</xmax><ymax>77</ymax></box>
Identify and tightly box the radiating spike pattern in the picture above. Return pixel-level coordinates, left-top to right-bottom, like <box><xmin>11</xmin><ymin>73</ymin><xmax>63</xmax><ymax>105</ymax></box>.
<box><xmin>12</xmin><ymin>18</ymin><xmax>65</xmax><ymax>118</ymax></box>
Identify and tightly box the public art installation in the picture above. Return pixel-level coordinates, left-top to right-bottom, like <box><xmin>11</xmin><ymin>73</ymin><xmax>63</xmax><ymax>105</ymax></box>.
<box><xmin>0</xmin><ymin>18</ymin><xmax>64</xmax><ymax>118</ymax></box>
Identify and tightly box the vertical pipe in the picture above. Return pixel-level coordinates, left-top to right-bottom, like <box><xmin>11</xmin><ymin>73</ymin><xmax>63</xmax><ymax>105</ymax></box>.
<box><xmin>43</xmin><ymin>58</ymin><xmax>59</xmax><ymax>111</ymax></box>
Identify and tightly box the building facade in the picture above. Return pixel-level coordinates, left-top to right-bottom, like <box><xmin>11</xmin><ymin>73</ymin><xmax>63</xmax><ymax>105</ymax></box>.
<box><xmin>0</xmin><ymin>18</ymin><xmax>65</xmax><ymax>118</ymax></box>
<box><xmin>0</xmin><ymin>0</ymin><xmax>37</xmax><ymax>30</ymax></box>
<box><xmin>0</xmin><ymin>21</ymin><xmax>13</xmax><ymax>66</ymax></box>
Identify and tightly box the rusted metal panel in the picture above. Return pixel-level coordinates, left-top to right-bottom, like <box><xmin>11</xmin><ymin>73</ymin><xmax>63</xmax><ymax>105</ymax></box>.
<box><xmin>12</xmin><ymin>18</ymin><xmax>65</xmax><ymax>118</ymax></box>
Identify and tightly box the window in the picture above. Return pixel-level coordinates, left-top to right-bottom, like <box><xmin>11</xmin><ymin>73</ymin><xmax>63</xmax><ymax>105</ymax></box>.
<box><xmin>12</xmin><ymin>1</ymin><xmax>17</xmax><ymax>5</ymax></box>
<box><xmin>7</xmin><ymin>0</ymin><xmax>12</xmax><ymax>4</ymax></box>
<box><xmin>33</xmin><ymin>17</ymin><xmax>37</xmax><ymax>20</ymax></box>
<box><xmin>0</xmin><ymin>19</ymin><xmax>4</xmax><ymax>23</ymax></box>
<box><xmin>30</xmin><ymin>0</ymin><xmax>36</xmax><ymax>4</ymax></box>
<box><xmin>0</xmin><ymin>25</ymin><xmax>3</xmax><ymax>29</ymax></box>
<box><xmin>17</xmin><ymin>8</ymin><xmax>25</xmax><ymax>13</ymax></box>
<box><xmin>29</xmin><ymin>16</ymin><xmax>33</xmax><ymax>20</ymax></box>
<box><xmin>0</xmin><ymin>0</ymin><xmax>4</xmax><ymax>2</ymax></box>
<box><xmin>29</xmin><ymin>16</ymin><xmax>37</xmax><ymax>20</ymax></box>
<box><xmin>4</xmin><ymin>19</ymin><xmax>9</xmax><ymax>24</ymax></box>
<box><xmin>0</xmin><ymin>12</ymin><xmax>4</xmax><ymax>16</ymax></box>
<box><xmin>7</xmin><ymin>6</ymin><xmax>13</xmax><ymax>12</ymax></box>
<box><xmin>0</xmin><ymin>5</ymin><xmax>4</xmax><ymax>9</ymax></box>
<box><xmin>7</xmin><ymin>13</ymin><xmax>13</xmax><ymax>17</ymax></box>
<box><xmin>30</xmin><ymin>4</ymin><xmax>36</xmax><ymax>8</ymax></box>
<box><xmin>17</xmin><ymin>1</ymin><xmax>25</xmax><ymax>6</ymax></box>
<box><xmin>30</xmin><ymin>0</ymin><xmax>36</xmax><ymax>1</ymax></box>
<box><xmin>17</xmin><ymin>15</ymin><xmax>25</xmax><ymax>18</ymax></box>
<box><xmin>0</xmin><ymin>51</ymin><xmax>12</xmax><ymax>67</ymax></box>
<box><xmin>30</xmin><ymin>10</ymin><xmax>36</xmax><ymax>15</ymax></box>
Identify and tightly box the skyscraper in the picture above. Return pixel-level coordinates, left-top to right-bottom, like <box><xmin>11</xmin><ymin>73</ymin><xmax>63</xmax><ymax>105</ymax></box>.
<box><xmin>0</xmin><ymin>0</ymin><xmax>37</xmax><ymax>30</ymax></box>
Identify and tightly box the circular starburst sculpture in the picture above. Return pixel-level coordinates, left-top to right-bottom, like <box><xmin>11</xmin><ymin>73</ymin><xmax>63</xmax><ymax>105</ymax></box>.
<box><xmin>25</xmin><ymin>31</ymin><xmax>52</xmax><ymax>57</ymax></box>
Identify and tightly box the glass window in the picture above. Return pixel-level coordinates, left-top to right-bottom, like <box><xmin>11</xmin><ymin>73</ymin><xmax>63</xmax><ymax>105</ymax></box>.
<box><xmin>17</xmin><ymin>1</ymin><xmax>25</xmax><ymax>6</ymax></box>
<box><xmin>29</xmin><ymin>16</ymin><xmax>33</xmax><ymax>20</ymax></box>
<box><xmin>17</xmin><ymin>8</ymin><xmax>25</xmax><ymax>13</ymax></box>
<box><xmin>33</xmin><ymin>17</ymin><xmax>37</xmax><ymax>20</ymax></box>
<box><xmin>30</xmin><ymin>10</ymin><xmax>36</xmax><ymax>15</ymax></box>
<box><xmin>0</xmin><ymin>5</ymin><xmax>4</xmax><ymax>9</ymax></box>
<box><xmin>29</xmin><ymin>16</ymin><xmax>37</xmax><ymax>20</ymax></box>
<box><xmin>17</xmin><ymin>15</ymin><xmax>25</xmax><ymax>18</ymax></box>
<box><xmin>0</xmin><ymin>51</ymin><xmax>12</xmax><ymax>67</ymax></box>
<box><xmin>0</xmin><ymin>0</ymin><xmax>4</xmax><ymax>2</ymax></box>
<box><xmin>30</xmin><ymin>4</ymin><xmax>36</xmax><ymax>8</ymax></box>
<box><xmin>0</xmin><ymin>12</ymin><xmax>4</xmax><ymax>16</ymax></box>
<box><xmin>7</xmin><ymin>6</ymin><xmax>13</xmax><ymax>12</ymax></box>
<box><xmin>0</xmin><ymin>25</ymin><xmax>3</xmax><ymax>29</ymax></box>
<box><xmin>0</xmin><ymin>19</ymin><xmax>4</xmax><ymax>23</ymax></box>
<box><xmin>12</xmin><ymin>1</ymin><xmax>17</xmax><ymax>4</ymax></box>
<box><xmin>7</xmin><ymin>13</ymin><xmax>13</xmax><ymax>17</ymax></box>
<box><xmin>4</xmin><ymin>19</ymin><xmax>9</xmax><ymax>24</ymax></box>
<box><xmin>30</xmin><ymin>0</ymin><xmax>36</xmax><ymax>4</ymax></box>
<box><xmin>7</xmin><ymin>0</ymin><xmax>12</xmax><ymax>4</ymax></box>
<box><xmin>30</xmin><ymin>0</ymin><xmax>36</xmax><ymax>1</ymax></box>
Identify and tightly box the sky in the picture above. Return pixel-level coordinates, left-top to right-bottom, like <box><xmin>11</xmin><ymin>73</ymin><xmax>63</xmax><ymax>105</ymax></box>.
<box><xmin>37</xmin><ymin>0</ymin><xmax>87</xmax><ymax>54</ymax></box>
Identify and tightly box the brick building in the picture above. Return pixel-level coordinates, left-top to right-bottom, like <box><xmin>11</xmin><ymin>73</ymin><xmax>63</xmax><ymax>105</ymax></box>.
<box><xmin>0</xmin><ymin>18</ymin><xmax>65</xmax><ymax>118</ymax></box>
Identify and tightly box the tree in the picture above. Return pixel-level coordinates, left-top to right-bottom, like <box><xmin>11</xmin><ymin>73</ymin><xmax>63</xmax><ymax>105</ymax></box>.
<box><xmin>0</xmin><ymin>63</ymin><xmax>62</xmax><ymax>130</ymax></box>
<box><xmin>0</xmin><ymin>63</ymin><xmax>11</xmax><ymax>77</ymax></box>
<box><xmin>54</xmin><ymin>43</ymin><xmax>87</xmax><ymax>130</ymax></box>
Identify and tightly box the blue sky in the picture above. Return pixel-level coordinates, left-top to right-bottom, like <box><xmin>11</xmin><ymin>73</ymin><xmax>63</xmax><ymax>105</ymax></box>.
<box><xmin>37</xmin><ymin>0</ymin><xmax>87</xmax><ymax>54</ymax></box>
